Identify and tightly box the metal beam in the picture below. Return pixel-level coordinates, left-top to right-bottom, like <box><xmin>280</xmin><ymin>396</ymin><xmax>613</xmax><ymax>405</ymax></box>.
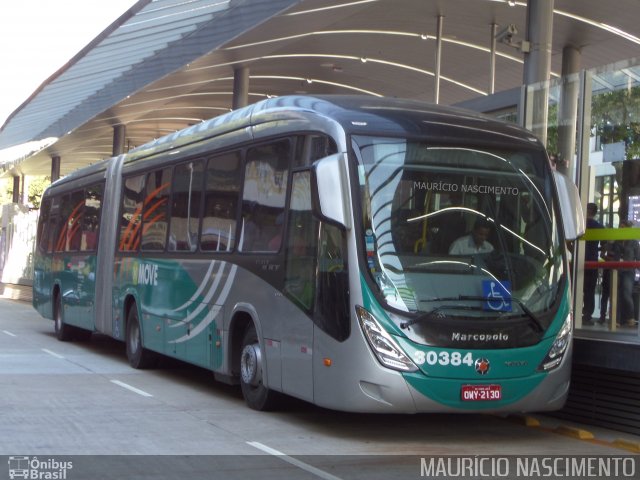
<box><xmin>489</xmin><ymin>23</ymin><xmax>497</xmax><ymax>95</ymax></box>
<box><xmin>434</xmin><ymin>15</ymin><xmax>444</xmax><ymax>104</ymax></box>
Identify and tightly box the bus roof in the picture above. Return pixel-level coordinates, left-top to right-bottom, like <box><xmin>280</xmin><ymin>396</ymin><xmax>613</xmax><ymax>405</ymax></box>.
<box><xmin>127</xmin><ymin>95</ymin><xmax>543</xmax><ymax>161</ymax></box>
<box><xmin>45</xmin><ymin>95</ymin><xmax>545</xmax><ymax>192</ymax></box>
<box><xmin>45</xmin><ymin>155</ymin><xmax>113</xmax><ymax>192</ymax></box>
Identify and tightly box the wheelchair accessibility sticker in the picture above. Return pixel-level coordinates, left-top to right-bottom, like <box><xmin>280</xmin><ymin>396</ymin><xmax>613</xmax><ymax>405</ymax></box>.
<box><xmin>482</xmin><ymin>280</ymin><xmax>512</xmax><ymax>312</ymax></box>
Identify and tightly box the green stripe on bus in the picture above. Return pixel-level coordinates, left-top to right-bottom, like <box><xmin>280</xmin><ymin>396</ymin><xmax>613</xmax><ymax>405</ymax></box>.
<box><xmin>581</xmin><ymin>228</ymin><xmax>640</xmax><ymax>241</ymax></box>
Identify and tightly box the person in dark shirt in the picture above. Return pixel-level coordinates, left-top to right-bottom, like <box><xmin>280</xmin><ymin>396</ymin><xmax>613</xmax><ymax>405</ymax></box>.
<box><xmin>617</xmin><ymin>219</ymin><xmax>640</xmax><ymax>327</ymax></box>
<box><xmin>599</xmin><ymin>239</ymin><xmax>619</xmax><ymax>324</ymax></box>
<box><xmin>583</xmin><ymin>203</ymin><xmax>603</xmax><ymax>324</ymax></box>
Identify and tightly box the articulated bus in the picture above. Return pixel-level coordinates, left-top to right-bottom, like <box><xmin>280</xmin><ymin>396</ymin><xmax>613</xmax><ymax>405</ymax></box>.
<box><xmin>33</xmin><ymin>95</ymin><xmax>584</xmax><ymax>412</ymax></box>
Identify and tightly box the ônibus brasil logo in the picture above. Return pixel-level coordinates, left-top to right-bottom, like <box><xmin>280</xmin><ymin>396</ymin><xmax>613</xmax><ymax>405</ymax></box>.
<box><xmin>8</xmin><ymin>456</ymin><xmax>72</xmax><ymax>479</ymax></box>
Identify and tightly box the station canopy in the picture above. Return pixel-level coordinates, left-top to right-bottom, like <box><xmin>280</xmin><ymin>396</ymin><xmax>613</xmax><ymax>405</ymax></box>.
<box><xmin>1</xmin><ymin>0</ymin><xmax>639</xmax><ymax>177</ymax></box>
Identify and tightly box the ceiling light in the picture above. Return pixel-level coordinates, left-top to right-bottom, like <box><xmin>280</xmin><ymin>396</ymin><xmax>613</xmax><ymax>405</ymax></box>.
<box><xmin>285</xmin><ymin>0</ymin><xmax>378</xmax><ymax>16</ymax></box>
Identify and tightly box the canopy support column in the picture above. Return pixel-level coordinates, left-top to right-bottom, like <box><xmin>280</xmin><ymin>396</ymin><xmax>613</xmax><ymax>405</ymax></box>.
<box><xmin>112</xmin><ymin>124</ymin><xmax>126</xmax><ymax>156</ymax></box>
<box><xmin>51</xmin><ymin>155</ymin><xmax>61</xmax><ymax>183</ymax></box>
<box><xmin>233</xmin><ymin>67</ymin><xmax>250</xmax><ymax>110</ymax></box>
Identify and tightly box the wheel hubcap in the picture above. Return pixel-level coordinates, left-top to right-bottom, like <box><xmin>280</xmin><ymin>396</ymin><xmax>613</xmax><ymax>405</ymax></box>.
<box><xmin>240</xmin><ymin>343</ymin><xmax>262</xmax><ymax>386</ymax></box>
<box><xmin>55</xmin><ymin>306</ymin><xmax>62</xmax><ymax>332</ymax></box>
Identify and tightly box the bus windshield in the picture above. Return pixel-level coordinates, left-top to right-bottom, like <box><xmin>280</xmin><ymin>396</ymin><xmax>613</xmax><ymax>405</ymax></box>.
<box><xmin>353</xmin><ymin>135</ymin><xmax>565</xmax><ymax>329</ymax></box>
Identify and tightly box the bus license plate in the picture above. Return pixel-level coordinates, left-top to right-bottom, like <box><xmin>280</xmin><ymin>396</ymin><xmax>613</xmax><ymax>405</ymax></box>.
<box><xmin>461</xmin><ymin>384</ymin><xmax>502</xmax><ymax>401</ymax></box>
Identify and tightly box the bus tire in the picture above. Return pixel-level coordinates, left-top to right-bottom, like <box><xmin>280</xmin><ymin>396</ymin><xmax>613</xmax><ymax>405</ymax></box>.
<box><xmin>239</xmin><ymin>324</ymin><xmax>280</xmax><ymax>411</ymax></box>
<box><xmin>126</xmin><ymin>305</ymin><xmax>158</xmax><ymax>369</ymax></box>
<box><xmin>54</xmin><ymin>294</ymin><xmax>73</xmax><ymax>342</ymax></box>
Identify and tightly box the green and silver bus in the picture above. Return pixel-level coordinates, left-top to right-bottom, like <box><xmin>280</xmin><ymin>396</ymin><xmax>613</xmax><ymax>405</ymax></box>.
<box><xmin>33</xmin><ymin>95</ymin><xmax>584</xmax><ymax>412</ymax></box>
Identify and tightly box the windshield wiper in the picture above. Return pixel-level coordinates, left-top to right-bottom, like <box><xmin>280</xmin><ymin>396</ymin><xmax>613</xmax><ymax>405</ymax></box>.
<box><xmin>458</xmin><ymin>295</ymin><xmax>544</xmax><ymax>332</ymax></box>
<box><xmin>511</xmin><ymin>298</ymin><xmax>544</xmax><ymax>332</ymax></box>
<box><xmin>400</xmin><ymin>303</ymin><xmax>478</xmax><ymax>329</ymax></box>
<box><xmin>411</xmin><ymin>294</ymin><xmax>504</xmax><ymax>328</ymax></box>
<box><xmin>407</xmin><ymin>295</ymin><xmax>544</xmax><ymax>332</ymax></box>
<box><xmin>400</xmin><ymin>306</ymin><xmax>447</xmax><ymax>329</ymax></box>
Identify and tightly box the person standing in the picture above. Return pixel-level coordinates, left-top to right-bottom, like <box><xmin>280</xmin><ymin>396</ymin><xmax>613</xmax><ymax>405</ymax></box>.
<box><xmin>599</xmin><ymin>239</ymin><xmax>620</xmax><ymax>324</ymax></box>
<box><xmin>582</xmin><ymin>203</ymin><xmax>603</xmax><ymax>324</ymax></box>
<box><xmin>617</xmin><ymin>219</ymin><xmax>640</xmax><ymax>327</ymax></box>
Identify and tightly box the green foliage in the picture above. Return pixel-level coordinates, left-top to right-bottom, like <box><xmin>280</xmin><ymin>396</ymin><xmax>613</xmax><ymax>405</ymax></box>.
<box><xmin>591</xmin><ymin>86</ymin><xmax>640</xmax><ymax>160</ymax></box>
<box><xmin>28</xmin><ymin>176</ymin><xmax>50</xmax><ymax>209</ymax></box>
<box><xmin>0</xmin><ymin>176</ymin><xmax>50</xmax><ymax>208</ymax></box>
<box><xmin>0</xmin><ymin>181</ymin><xmax>12</xmax><ymax>205</ymax></box>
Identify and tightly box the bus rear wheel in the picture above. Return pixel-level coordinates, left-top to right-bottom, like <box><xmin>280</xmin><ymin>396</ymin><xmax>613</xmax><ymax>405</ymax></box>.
<box><xmin>126</xmin><ymin>306</ymin><xmax>158</xmax><ymax>369</ymax></box>
<box><xmin>54</xmin><ymin>294</ymin><xmax>73</xmax><ymax>341</ymax></box>
<box><xmin>239</xmin><ymin>325</ymin><xmax>280</xmax><ymax>411</ymax></box>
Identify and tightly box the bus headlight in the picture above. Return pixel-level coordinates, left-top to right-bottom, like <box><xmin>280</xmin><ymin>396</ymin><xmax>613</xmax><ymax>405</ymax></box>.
<box><xmin>537</xmin><ymin>314</ymin><xmax>572</xmax><ymax>372</ymax></box>
<box><xmin>356</xmin><ymin>305</ymin><xmax>418</xmax><ymax>372</ymax></box>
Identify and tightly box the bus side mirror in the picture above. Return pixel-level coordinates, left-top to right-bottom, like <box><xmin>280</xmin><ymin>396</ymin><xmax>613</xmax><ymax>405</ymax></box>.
<box><xmin>553</xmin><ymin>171</ymin><xmax>585</xmax><ymax>241</ymax></box>
<box><xmin>311</xmin><ymin>153</ymin><xmax>351</xmax><ymax>230</ymax></box>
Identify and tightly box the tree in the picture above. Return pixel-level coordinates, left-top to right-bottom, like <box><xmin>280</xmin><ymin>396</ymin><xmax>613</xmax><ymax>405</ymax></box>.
<box><xmin>0</xmin><ymin>180</ymin><xmax>12</xmax><ymax>205</ymax></box>
<box><xmin>28</xmin><ymin>176</ymin><xmax>51</xmax><ymax>209</ymax></box>
<box><xmin>591</xmin><ymin>86</ymin><xmax>640</xmax><ymax>160</ymax></box>
<box><xmin>0</xmin><ymin>176</ymin><xmax>50</xmax><ymax>208</ymax></box>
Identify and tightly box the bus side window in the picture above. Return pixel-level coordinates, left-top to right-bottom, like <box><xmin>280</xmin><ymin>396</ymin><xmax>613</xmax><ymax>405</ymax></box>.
<box><xmin>119</xmin><ymin>174</ymin><xmax>146</xmax><ymax>252</ymax></box>
<box><xmin>201</xmin><ymin>151</ymin><xmax>241</xmax><ymax>252</ymax></box>
<box><xmin>141</xmin><ymin>168</ymin><xmax>171</xmax><ymax>252</ymax></box>
<box><xmin>54</xmin><ymin>191</ymin><xmax>84</xmax><ymax>253</ymax></box>
<box><xmin>81</xmin><ymin>183</ymin><xmax>103</xmax><ymax>251</ymax></box>
<box><xmin>37</xmin><ymin>199</ymin><xmax>52</xmax><ymax>253</ymax></box>
<box><xmin>47</xmin><ymin>197</ymin><xmax>61</xmax><ymax>253</ymax></box>
<box><xmin>316</xmin><ymin>222</ymin><xmax>350</xmax><ymax>341</ymax></box>
<box><xmin>293</xmin><ymin>134</ymin><xmax>338</xmax><ymax>168</ymax></box>
<box><xmin>239</xmin><ymin>140</ymin><xmax>290</xmax><ymax>252</ymax></box>
<box><xmin>284</xmin><ymin>171</ymin><xmax>317</xmax><ymax>311</ymax></box>
<box><xmin>168</xmin><ymin>162</ymin><xmax>201</xmax><ymax>252</ymax></box>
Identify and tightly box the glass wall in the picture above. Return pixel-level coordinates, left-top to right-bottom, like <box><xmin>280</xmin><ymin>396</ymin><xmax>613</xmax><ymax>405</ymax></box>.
<box><xmin>526</xmin><ymin>58</ymin><xmax>640</xmax><ymax>343</ymax></box>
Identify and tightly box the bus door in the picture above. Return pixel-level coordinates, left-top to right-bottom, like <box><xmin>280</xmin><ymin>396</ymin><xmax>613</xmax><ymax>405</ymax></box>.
<box><xmin>280</xmin><ymin>171</ymin><xmax>315</xmax><ymax>401</ymax></box>
<box><xmin>167</xmin><ymin>299</ymin><xmax>215</xmax><ymax>369</ymax></box>
<box><xmin>34</xmin><ymin>197</ymin><xmax>55</xmax><ymax>316</ymax></box>
<box><xmin>54</xmin><ymin>189</ymin><xmax>99</xmax><ymax>331</ymax></box>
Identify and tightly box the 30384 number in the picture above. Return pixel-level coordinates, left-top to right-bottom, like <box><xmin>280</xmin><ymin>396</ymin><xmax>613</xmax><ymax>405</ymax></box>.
<box><xmin>413</xmin><ymin>350</ymin><xmax>474</xmax><ymax>367</ymax></box>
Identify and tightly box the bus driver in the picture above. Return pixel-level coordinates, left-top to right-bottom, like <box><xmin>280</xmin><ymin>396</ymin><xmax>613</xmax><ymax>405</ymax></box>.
<box><xmin>448</xmin><ymin>218</ymin><xmax>494</xmax><ymax>255</ymax></box>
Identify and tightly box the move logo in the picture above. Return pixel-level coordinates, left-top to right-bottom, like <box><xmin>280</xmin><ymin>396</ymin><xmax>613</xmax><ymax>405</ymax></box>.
<box><xmin>133</xmin><ymin>262</ymin><xmax>159</xmax><ymax>286</ymax></box>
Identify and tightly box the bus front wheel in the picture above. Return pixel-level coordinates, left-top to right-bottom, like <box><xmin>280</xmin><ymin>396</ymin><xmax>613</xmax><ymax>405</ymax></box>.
<box><xmin>126</xmin><ymin>306</ymin><xmax>158</xmax><ymax>369</ymax></box>
<box><xmin>239</xmin><ymin>325</ymin><xmax>279</xmax><ymax>411</ymax></box>
<box><xmin>54</xmin><ymin>294</ymin><xmax>73</xmax><ymax>341</ymax></box>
